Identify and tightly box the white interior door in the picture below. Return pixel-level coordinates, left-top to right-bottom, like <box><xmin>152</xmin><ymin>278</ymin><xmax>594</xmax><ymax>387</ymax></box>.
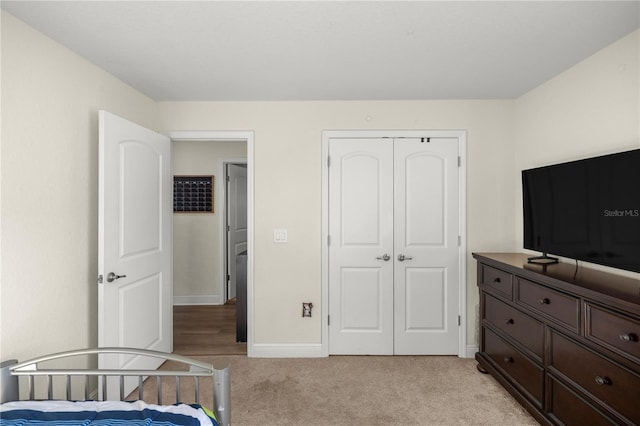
<box><xmin>328</xmin><ymin>139</ymin><xmax>394</xmax><ymax>354</ymax></box>
<box><xmin>226</xmin><ymin>163</ymin><xmax>248</xmax><ymax>300</ymax></box>
<box><xmin>328</xmin><ymin>136</ymin><xmax>460</xmax><ymax>355</ymax></box>
<box><xmin>393</xmin><ymin>138</ymin><xmax>459</xmax><ymax>355</ymax></box>
<box><xmin>98</xmin><ymin>111</ymin><xmax>172</xmax><ymax>397</ymax></box>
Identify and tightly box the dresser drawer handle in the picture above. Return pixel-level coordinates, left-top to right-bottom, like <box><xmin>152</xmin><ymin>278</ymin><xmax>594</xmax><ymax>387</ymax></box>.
<box><xmin>594</xmin><ymin>376</ymin><xmax>612</xmax><ymax>386</ymax></box>
<box><xmin>505</xmin><ymin>318</ymin><xmax>514</xmax><ymax>325</ymax></box>
<box><xmin>619</xmin><ymin>333</ymin><xmax>637</xmax><ymax>342</ymax></box>
<box><xmin>538</xmin><ymin>298</ymin><xmax>550</xmax><ymax>305</ymax></box>
<box><xmin>493</xmin><ymin>277</ymin><xmax>501</xmax><ymax>283</ymax></box>
<box><xmin>504</xmin><ymin>357</ymin><xmax>514</xmax><ymax>364</ymax></box>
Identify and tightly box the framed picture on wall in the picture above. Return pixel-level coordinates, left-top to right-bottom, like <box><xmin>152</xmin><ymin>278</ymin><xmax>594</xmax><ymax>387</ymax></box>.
<box><xmin>173</xmin><ymin>175</ymin><xmax>214</xmax><ymax>213</ymax></box>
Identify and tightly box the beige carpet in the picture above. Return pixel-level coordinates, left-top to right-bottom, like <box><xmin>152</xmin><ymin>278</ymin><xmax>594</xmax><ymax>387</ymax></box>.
<box><xmin>150</xmin><ymin>355</ymin><xmax>538</xmax><ymax>426</ymax></box>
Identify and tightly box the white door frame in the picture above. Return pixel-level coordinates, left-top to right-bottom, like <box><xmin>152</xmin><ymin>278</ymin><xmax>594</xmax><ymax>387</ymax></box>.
<box><xmin>321</xmin><ymin>130</ymin><xmax>467</xmax><ymax>358</ymax></box>
<box><xmin>164</xmin><ymin>131</ymin><xmax>255</xmax><ymax>357</ymax></box>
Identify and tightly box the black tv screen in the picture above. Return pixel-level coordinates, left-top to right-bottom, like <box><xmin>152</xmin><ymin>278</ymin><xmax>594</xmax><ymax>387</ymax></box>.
<box><xmin>522</xmin><ymin>148</ymin><xmax>640</xmax><ymax>273</ymax></box>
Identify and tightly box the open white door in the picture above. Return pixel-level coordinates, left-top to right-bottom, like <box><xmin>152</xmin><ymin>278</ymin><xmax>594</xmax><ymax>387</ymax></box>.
<box><xmin>226</xmin><ymin>163</ymin><xmax>248</xmax><ymax>301</ymax></box>
<box><xmin>98</xmin><ymin>111</ymin><xmax>172</xmax><ymax>397</ymax></box>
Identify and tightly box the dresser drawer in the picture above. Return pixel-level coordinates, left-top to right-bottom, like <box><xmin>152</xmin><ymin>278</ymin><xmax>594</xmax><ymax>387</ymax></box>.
<box><xmin>484</xmin><ymin>327</ymin><xmax>543</xmax><ymax>406</ymax></box>
<box><xmin>517</xmin><ymin>278</ymin><xmax>579</xmax><ymax>332</ymax></box>
<box><xmin>484</xmin><ymin>294</ymin><xmax>543</xmax><ymax>358</ymax></box>
<box><xmin>586</xmin><ymin>304</ymin><xmax>640</xmax><ymax>364</ymax></box>
<box><xmin>550</xmin><ymin>331</ymin><xmax>640</xmax><ymax>424</ymax></box>
<box><xmin>480</xmin><ymin>265</ymin><xmax>513</xmax><ymax>300</ymax></box>
<box><xmin>548</xmin><ymin>375</ymin><xmax>618</xmax><ymax>426</ymax></box>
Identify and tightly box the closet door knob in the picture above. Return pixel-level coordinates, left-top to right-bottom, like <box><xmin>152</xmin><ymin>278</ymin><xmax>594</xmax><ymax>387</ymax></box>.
<box><xmin>538</xmin><ymin>298</ymin><xmax>550</xmax><ymax>305</ymax></box>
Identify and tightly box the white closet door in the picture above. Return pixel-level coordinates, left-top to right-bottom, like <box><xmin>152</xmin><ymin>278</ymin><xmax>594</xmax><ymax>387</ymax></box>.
<box><xmin>393</xmin><ymin>138</ymin><xmax>460</xmax><ymax>355</ymax></box>
<box><xmin>328</xmin><ymin>136</ymin><xmax>461</xmax><ymax>355</ymax></box>
<box><xmin>328</xmin><ymin>138</ymin><xmax>394</xmax><ymax>355</ymax></box>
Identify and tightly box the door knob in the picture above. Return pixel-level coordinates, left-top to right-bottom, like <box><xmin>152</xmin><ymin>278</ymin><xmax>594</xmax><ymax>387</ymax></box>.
<box><xmin>376</xmin><ymin>254</ymin><xmax>391</xmax><ymax>261</ymax></box>
<box><xmin>106</xmin><ymin>272</ymin><xmax>127</xmax><ymax>283</ymax></box>
<box><xmin>397</xmin><ymin>254</ymin><xmax>413</xmax><ymax>262</ymax></box>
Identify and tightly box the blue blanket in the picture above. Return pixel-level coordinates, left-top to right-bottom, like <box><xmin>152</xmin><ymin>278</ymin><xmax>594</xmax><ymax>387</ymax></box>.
<box><xmin>0</xmin><ymin>400</ymin><xmax>218</xmax><ymax>425</ymax></box>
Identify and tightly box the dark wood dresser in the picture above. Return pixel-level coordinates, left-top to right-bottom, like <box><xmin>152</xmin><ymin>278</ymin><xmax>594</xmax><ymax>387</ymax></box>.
<box><xmin>474</xmin><ymin>253</ymin><xmax>640</xmax><ymax>425</ymax></box>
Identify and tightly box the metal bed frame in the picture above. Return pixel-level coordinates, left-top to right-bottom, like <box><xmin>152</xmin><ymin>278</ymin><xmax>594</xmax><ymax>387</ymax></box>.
<box><xmin>0</xmin><ymin>347</ymin><xmax>230</xmax><ymax>426</ymax></box>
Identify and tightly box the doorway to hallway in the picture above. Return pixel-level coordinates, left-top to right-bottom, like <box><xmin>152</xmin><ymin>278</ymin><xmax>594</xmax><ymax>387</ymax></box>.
<box><xmin>168</xmin><ymin>131</ymin><xmax>254</xmax><ymax>356</ymax></box>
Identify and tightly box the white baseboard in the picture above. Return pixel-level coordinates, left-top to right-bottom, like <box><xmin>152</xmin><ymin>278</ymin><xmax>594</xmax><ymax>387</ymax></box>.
<box><xmin>250</xmin><ymin>343</ymin><xmax>324</xmax><ymax>358</ymax></box>
<box><xmin>466</xmin><ymin>345</ymin><xmax>479</xmax><ymax>359</ymax></box>
<box><xmin>249</xmin><ymin>344</ymin><xmax>478</xmax><ymax>359</ymax></box>
<box><xmin>173</xmin><ymin>295</ymin><xmax>222</xmax><ymax>305</ymax></box>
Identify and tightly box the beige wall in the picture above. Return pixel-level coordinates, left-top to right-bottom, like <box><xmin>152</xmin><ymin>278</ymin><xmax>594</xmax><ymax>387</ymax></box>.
<box><xmin>172</xmin><ymin>140</ymin><xmax>247</xmax><ymax>303</ymax></box>
<box><xmin>1</xmin><ymin>10</ymin><xmax>637</xmax><ymax>361</ymax></box>
<box><xmin>0</xmin><ymin>12</ymin><xmax>158</xmax><ymax>361</ymax></box>
<box><xmin>158</xmin><ymin>101</ymin><xmax>516</xmax><ymax>345</ymax></box>
<box><xmin>514</xmin><ymin>29</ymin><xmax>640</xmax><ymax>278</ymax></box>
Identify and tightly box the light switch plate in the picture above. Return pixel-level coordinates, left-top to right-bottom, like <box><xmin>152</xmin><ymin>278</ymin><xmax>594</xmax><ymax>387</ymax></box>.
<box><xmin>273</xmin><ymin>228</ymin><xmax>288</xmax><ymax>243</ymax></box>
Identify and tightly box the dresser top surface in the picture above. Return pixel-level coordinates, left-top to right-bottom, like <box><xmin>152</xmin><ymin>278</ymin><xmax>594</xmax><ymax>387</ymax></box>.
<box><xmin>474</xmin><ymin>252</ymin><xmax>640</xmax><ymax>310</ymax></box>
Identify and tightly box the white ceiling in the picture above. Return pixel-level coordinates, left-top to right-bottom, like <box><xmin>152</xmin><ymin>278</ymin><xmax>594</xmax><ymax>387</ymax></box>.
<box><xmin>2</xmin><ymin>1</ymin><xmax>639</xmax><ymax>101</ymax></box>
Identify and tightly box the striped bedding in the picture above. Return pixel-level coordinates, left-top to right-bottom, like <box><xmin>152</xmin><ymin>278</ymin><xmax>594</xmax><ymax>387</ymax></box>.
<box><xmin>0</xmin><ymin>400</ymin><xmax>218</xmax><ymax>425</ymax></box>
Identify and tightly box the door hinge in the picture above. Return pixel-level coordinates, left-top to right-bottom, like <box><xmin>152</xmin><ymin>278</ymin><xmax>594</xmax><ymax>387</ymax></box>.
<box><xmin>226</xmin><ymin>175</ymin><xmax>230</xmax><ymax>182</ymax></box>
<box><xmin>458</xmin><ymin>156</ymin><xmax>461</xmax><ymax>167</ymax></box>
<box><xmin>97</xmin><ymin>274</ymin><xmax>103</xmax><ymax>284</ymax></box>
<box><xmin>327</xmin><ymin>156</ymin><xmax>331</xmax><ymax>167</ymax></box>
<box><xmin>458</xmin><ymin>315</ymin><xmax>461</xmax><ymax>326</ymax></box>
<box><xmin>226</xmin><ymin>274</ymin><xmax>230</xmax><ymax>282</ymax></box>
<box><xmin>327</xmin><ymin>235</ymin><xmax>331</xmax><ymax>246</ymax></box>
<box><xmin>328</xmin><ymin>315</ymin><xmax>330</xmax><ymax>326</ymax></box>
<box><xmin>227</xmin><ymin>225</ymin><xmax>231</xmax><ymax>232</ymax></box>
<box><xmin>458</xmin><ymin>235</ymin><xmax>461</xmax><ymax>246</ymax></box>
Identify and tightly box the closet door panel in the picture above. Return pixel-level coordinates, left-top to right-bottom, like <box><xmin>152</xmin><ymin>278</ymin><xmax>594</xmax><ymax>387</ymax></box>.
<box><xmin>394</xmin><ymin>138</ymin><xmax>460</xmax><ymax>355</ymax></box>
<box><xmin>328</xmin><ymin>138</ymin><xmax>394</xmax><ymax>355</ymax></box>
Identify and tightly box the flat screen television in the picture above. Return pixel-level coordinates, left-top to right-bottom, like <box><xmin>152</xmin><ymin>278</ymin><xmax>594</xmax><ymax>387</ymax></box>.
<box><xmin>522</xmin><ymin>148</ymin><xmax>640</xmax><ymax>273</ymax></box>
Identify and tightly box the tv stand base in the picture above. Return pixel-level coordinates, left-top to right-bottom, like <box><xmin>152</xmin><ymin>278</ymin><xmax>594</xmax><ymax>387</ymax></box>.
<box><xmin>527</xmin><ymin>253</ymin><xmax>558</xmax><ymax>265</ymax></box>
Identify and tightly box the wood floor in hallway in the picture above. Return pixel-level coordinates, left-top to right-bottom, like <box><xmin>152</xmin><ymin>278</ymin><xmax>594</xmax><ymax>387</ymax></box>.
<box><xmin>173</xmin><ymin>304</ymin><xmax>247</xmax><ymax>356</ymax></box>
